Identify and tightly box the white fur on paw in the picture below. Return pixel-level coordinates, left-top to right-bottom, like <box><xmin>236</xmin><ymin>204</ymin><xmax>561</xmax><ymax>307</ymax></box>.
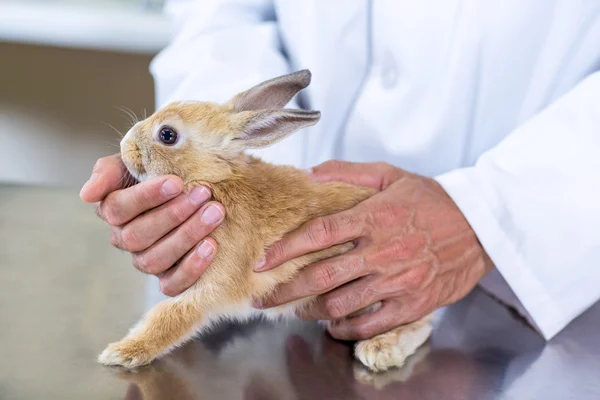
<box><xmin>355</xmin><ymin>337</ymin><xmax>406</xmax><ymax>372</ymax></box>
<box><xmin>98</xmin><ymin>340</ymin><xmax>155</xmax><ymax>369</ymax></box>
<box><xmin>355</xmin><ymin>321</ymin><xmax>433</xmax><ymax>373</ymax></box>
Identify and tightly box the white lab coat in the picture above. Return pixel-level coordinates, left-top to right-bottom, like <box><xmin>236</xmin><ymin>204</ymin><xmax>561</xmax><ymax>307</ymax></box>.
<box><xmin>150</xmin><ymin>0</ymin><xmax>600</xmax><ymax>340</ymax></box>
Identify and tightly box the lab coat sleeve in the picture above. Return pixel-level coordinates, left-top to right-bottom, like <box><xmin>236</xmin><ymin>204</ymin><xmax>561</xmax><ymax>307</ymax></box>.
<box><xmin>435</xmin><ymin>72</ymin><xmax>600</xmax><ymax>340</ymax></box>
<box><xmin>150</xmin><ymin>0</ymin><xmax>305</xmax><ymax>165</ymax></box>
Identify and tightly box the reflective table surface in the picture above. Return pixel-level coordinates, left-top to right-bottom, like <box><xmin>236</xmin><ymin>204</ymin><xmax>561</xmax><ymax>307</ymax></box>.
<box><xmin>1</xmin><ymin>184</ymin><xmax>599</xmax><ymax>400</ymax></box>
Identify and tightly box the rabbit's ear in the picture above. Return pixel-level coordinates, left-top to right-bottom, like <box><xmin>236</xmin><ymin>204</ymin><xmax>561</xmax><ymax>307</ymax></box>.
<box><xmin>229</xmin><ymin>70</ymin><xmax>312</xmax><ymax>112</ymax></box>
<box><xmin>231</xmin><ymin>109</ymin><xmax>320</xmax><ymax>149</ymax></box>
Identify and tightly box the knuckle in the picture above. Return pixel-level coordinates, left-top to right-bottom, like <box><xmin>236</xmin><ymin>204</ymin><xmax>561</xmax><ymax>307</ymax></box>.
<box><xmin>323</xmin><ymin>297</ymin><xmax>346</xmax><ymax>319</ymax></box>
<box><xmin>402</xmin><ymin>265</ymin><xmax>433</xmax><ymax>292</ymax></box>
<box><xmin>308</xmin><ymin>217</ymin><xmax>336</xmax><ymax>248</ymax></box>
<box><xmin>103</xmin><ymin>209</ymin><xmax>117</xmax><ymax>225</ymax></box>
<box><xmin>376</xmin><ymin>161</ymin><xmax>394</xmax><ymax>176</ymax></box>
<box><xmin>374</xmin><ymin>161</ymin><xmax>387</xmax><ymax>170</ymax></box>
<box><xmin>370</xmin><ymin>238</ymin><xmax>419</xmax><ymax>269</ymax></box>
<box><xmin>109</xmin><ymin>228</ymin><xmax>122</xmax><ymax>248</ymax></box>
<box><xmin>353</xmin><ymin>254</ymin><xmax>367</xmax><ymax>271</ymax></box>
<box><xmin>183</xmin><ymin>221</ymin><xmax>205</xmax><ymax>243</ymax></box>
<box><xmin>103</xmin><ymin>204</ymin><xmax>124</xmax><ymax>226</ymax></box>
<box><xmin>159</xmin><ymin>278</ymin><xmax>177</xmax><ymax>297</ymax></box>
<box><xmin>132</xmin><ymin>253</ymin><xmax>152</xmax><ymax>274</ymax></box>
<box><xmin>310</xmin><ymin>264</ymin><xmax>337</xmax><ymax>292</ymax></box>
<box><xmin>361</xmin><ymin>285</ymin><xmax>379</xmax><ymax>305</ymax></box>
<box><xmin>323</xmin><ymin>160</ymin><xmax>344</xmax><ymax>171</ymax></box>
<box><xmin>94</xmin><ymin>203</ymin><xmax>105</xmax><ymax>220</ymax></box>
<box><xmin>165</xmin><ymin>203</ymin><xmax>188</xmax><ymax>226</ymax></box>
<box><xmin>389</xmin><ymin>238</ymin><xmax>411</xmax><ymax>259</ymax></box>
<box><xmin>340</xmin><ymin>212</ymin><xmax>364</xmax><ymax>236</ymax></box>
<box><xmin>368</xmin><ymin>203</ymin><xmax>408</xmax><ymax>228</ymax></box>
<box><xmin>120</xmin><ymin>227</ymin><xmax>140</xmax><ymax>251</ymax></box>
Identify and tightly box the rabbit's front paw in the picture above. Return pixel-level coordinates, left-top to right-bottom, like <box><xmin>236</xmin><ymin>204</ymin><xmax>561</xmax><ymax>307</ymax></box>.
<box><xmin>98</xmin><ymin>339</ymin><xmax>157</xmax><ymax>369</ymax></box>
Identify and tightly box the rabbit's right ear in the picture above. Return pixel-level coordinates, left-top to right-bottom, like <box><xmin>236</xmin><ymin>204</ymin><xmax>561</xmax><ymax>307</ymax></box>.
<box><xmin>229</xmin><ymin>108</ymin><xmax>320</xmax><ymax>149</ymax></box>
<box><xmin>228</xmin><ymin>70</ymin><xmax>312</xmax><ymax>112</ymax></box>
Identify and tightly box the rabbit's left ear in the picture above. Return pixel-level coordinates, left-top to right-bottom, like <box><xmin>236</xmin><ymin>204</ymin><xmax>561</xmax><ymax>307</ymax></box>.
<box><xmin>228</xmin><ymin>70</ymin><xmax>312</xmax><ymax>112</ymax></box>
<box><xmin>230</xmin><ymin>109</ymin><xmax>320</xmax><ymax>149</ymax></box>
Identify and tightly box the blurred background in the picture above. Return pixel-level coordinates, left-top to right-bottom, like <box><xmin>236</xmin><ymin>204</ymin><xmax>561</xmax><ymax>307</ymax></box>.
<box><xmin>0</xmin><ymin>2</ymin><xmax>172</xmax><ymax>397</ymax></box>
<box><xmin>0</xmin><ymin>0</ymin><xmax>171</xmax><ymax>187</ymax></box>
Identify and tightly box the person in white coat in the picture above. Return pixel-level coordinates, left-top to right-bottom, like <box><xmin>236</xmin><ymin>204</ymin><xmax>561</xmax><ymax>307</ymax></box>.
<box><xmin>80</xmin><ymin>0</ymin><xmax>600</xmax><ymax>342</ymax></box>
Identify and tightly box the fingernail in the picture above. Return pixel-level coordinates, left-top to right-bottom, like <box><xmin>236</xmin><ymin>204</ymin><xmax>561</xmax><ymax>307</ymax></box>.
<box><xmin>253</xmin><ymin>256</ymin><xmax>266</xmax><ymax>271</ymax></box>
<box><xmin>252</xmin><ymin>298</ymin><xmax>263</xmax><ymax>309</ymax></box>
<box><xmin>189</xmin><ymin>186</ymin><xmax>210</xmax><ymax>206</ymax></box>
<box><xmin>162</xmin><ymin>179</ymin><xmax>181</xmax><ymax>196</ymax></box>
<box><xmin>201</xmin><ymin>204</ymin><xmax>224</xmax><ymax>224</ymax></box>
<box><xmin>197</xmin><ymin>240</ymin><xmax>215</xmax><ymax>258</ymax></box>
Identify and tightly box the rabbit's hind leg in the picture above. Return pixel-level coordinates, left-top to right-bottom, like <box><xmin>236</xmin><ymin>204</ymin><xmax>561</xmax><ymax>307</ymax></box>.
<box><xmin>354</xmin><ymin>313</ymin><xmax>433</xmax><ymax>372</ymax></box>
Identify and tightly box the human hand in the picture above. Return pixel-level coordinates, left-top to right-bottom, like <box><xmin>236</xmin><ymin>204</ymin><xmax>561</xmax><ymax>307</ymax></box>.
<box><xmin>254</xmin><ymin>161</ymin><xmax>493</xmax><ymax>340</ymax></box>
<box><xmin>80</xmin><ymin>154</ymin><xmax>225</xmax><ymax>296</ymax></box>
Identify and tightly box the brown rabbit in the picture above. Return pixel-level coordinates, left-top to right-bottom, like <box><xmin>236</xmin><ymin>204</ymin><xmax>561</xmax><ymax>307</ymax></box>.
<box><xmin>98</xmin><ymin>70</ymin><xmax>433</xmax><ymax>372</ymax></box>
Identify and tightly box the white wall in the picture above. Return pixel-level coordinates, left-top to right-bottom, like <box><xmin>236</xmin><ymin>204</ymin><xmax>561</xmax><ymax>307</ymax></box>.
<box><xmin>0</xmin><ymin>42</ymin><xmax>156</xmax><ymax>188</ymax></box>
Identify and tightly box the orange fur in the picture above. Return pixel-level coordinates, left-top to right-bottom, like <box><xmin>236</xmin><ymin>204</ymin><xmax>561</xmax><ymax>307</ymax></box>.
<box><xmin>99</xmin><ymin>70</ymin><xmax>432</xmax><ymax>372</ymax></box>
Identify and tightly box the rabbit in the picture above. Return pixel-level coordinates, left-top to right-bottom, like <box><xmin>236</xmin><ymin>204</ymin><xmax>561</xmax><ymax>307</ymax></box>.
<box><xmin>98</xmin><ymin>69</ymin><xmax>433</xmax><ymax>373</ymax></box>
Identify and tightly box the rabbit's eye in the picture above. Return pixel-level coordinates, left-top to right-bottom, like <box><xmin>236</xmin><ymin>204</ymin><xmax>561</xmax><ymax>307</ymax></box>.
<box><xmin>159</xmin><ymin>126</ymin><xmax>178</xmax><ymax>145</ymax></box>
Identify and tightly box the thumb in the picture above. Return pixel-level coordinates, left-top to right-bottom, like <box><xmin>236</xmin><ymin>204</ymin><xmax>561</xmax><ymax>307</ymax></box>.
<box><xmin>80</xmin><ymin>154</ymin><xmax>132</xmax><ymax>203</ymax></box>
<box><xmin>309</xmin><ymin>160</ymin><xmax>405</xmax><ymax>190</ymax></box>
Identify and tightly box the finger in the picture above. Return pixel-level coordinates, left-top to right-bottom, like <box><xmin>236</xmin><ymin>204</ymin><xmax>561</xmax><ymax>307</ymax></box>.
<box><xmin>111</xmin><ymin>186</ymin><xmax>211</xmax><ymax>252</ymax></box>
<box><xmin>96</xmin><ymin>175</ymin><xmax>184</xmax><ymax>226</ymax></box>
<box><xmin>255</xmin><ymin>252</ymin><xmax>367</xmax><ymax>308</ymax></box>
<box><xmin>298</xmin><ymin>276</ymin><xmax>383</xmax><ymax>320</ymax></box>
<box><xmin>327</xmin><ymin>301</ymin><xmax>416</xmax><ymax>341</ymax></box>
<box><xmin>158</xmin><ymin>237</ymin><xmax>218</xmax><ymax>297</ymax></box>
<box><xmin>256</xmin><ymin>209</ymin><xmax>365</xmax><ymax>272</ymax></box>
<box><xmin>131</xmin><ymin>202</ymin><xmax>225</xmax><ymax>275</ymax></box>
<box><xmin>310</xmin><ymin>160</ymin><xmax>406</xmax><ymax>190</ymax></box>
<box><xmin>80</xmin><ymin>154</ymin><xmax>129</xmax><ymax>203</ymax></box>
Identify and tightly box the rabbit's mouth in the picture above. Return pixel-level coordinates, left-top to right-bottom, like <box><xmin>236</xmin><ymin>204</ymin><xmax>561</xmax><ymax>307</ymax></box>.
<box><xmin>120</xmin><ymin>168</ymin><xmax>140</xmax><ymax>188</ymax></box>
<box><xmin>121</xmin><ymin>154</ymin><xmax>148</xmax><ymax>185</ymax></box>
<box><xmin>122</xmin><ymin>159</ymin><xmax>147</xmax><ymax>183</ymax></box>
<box><xmin>120</xmin><ymin>135</ymin><xmax>148</xmax><ymax>183</ymax></box>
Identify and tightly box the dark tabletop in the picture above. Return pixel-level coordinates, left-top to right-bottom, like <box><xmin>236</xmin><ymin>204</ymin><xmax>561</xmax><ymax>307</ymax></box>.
<box><xmin>1</xmin><ymin>184</ymin><xmax>599</xmax><ymax>400</ymax></box>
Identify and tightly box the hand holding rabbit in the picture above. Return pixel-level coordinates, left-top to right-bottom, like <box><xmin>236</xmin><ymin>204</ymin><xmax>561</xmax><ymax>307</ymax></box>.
<box><xmin>80</xmin><ymin>155</ymin><xmax>225</xmax><ymax>294</ymax></box>
<box><xmin>254</xmin><ymin>160</ymin><xmax>494</xmax><ymax>340</ymax></box>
